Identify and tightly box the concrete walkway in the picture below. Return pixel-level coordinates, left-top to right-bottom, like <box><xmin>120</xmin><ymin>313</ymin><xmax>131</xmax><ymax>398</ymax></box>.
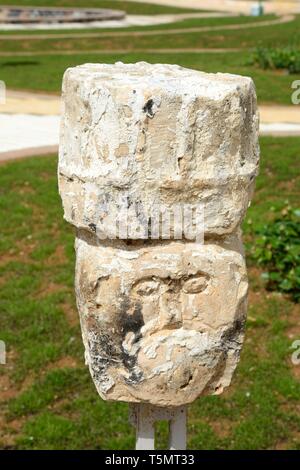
<box><xmin>0</xmin><ymin>91</ymin><xmax>299</xmax><ymax>163</ymax></box>
<box><xmin>126</xmin><ymin>0</ymin><xmax>300</xmax><ymax>15</ymax></box>
<box><xmin>0</xmin><ymin>91</ymin><xmax>60</xmax><ymax>162</ymax></box>
<box><xmin>258</xmin><ymin>105</ymin><xmax>300</xmax><ymax>136</ymax></box>
<box><xmin>0</xmin><ymin>90</ymin><xmax>61</xmax><ymax>115</ymax></box>
<box><xmin>0</xmin><ymin>113</ymin><xmax>60</xmax><ymax>159</ymax></box>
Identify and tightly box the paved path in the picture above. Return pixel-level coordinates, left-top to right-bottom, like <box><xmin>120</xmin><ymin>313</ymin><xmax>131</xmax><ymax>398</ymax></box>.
<box><xmin>0</xmin><ymin>113</ymin><xmax>60</xmax><ymax>152</ymax></box>
<box><xmin>0</xmin><ymin>14</ymin><xmax>294</xmax><ymax>41</ymax></box>
<box><xmin>0</xmin><ymin>91</ymin><xmax>60</xmax><ymax>162</ymax></box>
<box><xmin>0</xmin><ymin>90</ymin><xmax>61</xmax><ymax>115</ymax></box>
<box><xmin>259</xmin><ymin>105</ymin><xmax>300</xmax><ymax>124</ymax></box>
<box><xmin>126</xmin><ymin>0</ymin><xmax>300</xmax><ymax>15</ymax></box>
<box><xmin>260</xmin><ymin>123</ymin><xmax>300</xmax><ymax>137</ymax></box>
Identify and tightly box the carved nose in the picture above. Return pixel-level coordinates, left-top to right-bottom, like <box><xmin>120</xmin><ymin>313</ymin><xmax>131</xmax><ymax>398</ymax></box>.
<box><xmin>158</xmin><ymin>292</ymin><xmax>182</xmax><ymax>329</ymax></box>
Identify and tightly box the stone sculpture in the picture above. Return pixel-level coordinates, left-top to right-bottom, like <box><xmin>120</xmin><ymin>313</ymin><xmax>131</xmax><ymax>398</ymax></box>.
<box><xmin>58</xmin><ymin>62</ymin><xmax>259</xmax><ymax>407</ymax></box>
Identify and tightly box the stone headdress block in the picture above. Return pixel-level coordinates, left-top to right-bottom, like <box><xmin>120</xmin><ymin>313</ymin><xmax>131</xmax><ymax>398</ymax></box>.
<box><xmin>58</xmin><ymin>62</ymin><xmax>259</xmax><ymax>238</ymax></box>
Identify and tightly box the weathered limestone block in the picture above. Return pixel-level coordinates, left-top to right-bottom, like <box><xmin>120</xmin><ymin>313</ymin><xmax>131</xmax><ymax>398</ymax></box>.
<box><xmin>59</xmin><ymin>62</ymin><xmax>259</xmax><ymax>237</ymax></box>
<box><xmin>75</xmin><ymin>237</ymin><xmax>248</xmax><ymax>406</ymax></box>
<box><xmin>58</xmin><ymin>62</ymin><xmax>259</xmax><ymax>407</ymax></box>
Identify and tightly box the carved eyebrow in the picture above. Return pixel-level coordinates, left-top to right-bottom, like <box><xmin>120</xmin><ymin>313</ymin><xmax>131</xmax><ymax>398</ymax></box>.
<box><xmin>182</xmin><ymin>273</ymin><xmax>210</xmax><ymax>293</ymax></box>
<box><xmin>133</xmin><ymin>276</ymin><xmax>160</xmax><ymax>285</ymax></box>
<box><xmin>181</xmin><ymin>271</ymin><xmax>208</xmax><ymax>281</ymax></box>
<box><xmin>132</xmin><ymin>272</ymin><xmax>209</xmax><ymax>291</ymax></box>
<box><xmin>162</xmin><ymin>272</ymin><xmax>208</xmax><ymax>283</ymax></box>
<box><xmin>132</xmin><ymin>277</ymin><xmax>161</xmax><ymax>294</ymax></box>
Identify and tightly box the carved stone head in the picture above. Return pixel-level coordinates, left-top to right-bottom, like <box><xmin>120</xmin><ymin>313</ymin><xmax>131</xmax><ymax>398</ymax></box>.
<box><xmin>75</xmin><ymin>239</ymin><xmax>248</xmax><ymax>406</ymax></box>
<box><xmin>59</xmin><ymin>62</ymin><xmax>259</xmax><ymax>407</ymax></box>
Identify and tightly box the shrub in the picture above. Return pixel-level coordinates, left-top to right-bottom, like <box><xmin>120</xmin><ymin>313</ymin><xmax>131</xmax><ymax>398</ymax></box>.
<box><xmin>250</xmin><ymin>206</ymin><xmax>300</xmax><ymax>302</ymax></box>
<box><xmin>250</xmin><ymin>47</ymin><xmax>300</xmax><ymax>74</ymax></box>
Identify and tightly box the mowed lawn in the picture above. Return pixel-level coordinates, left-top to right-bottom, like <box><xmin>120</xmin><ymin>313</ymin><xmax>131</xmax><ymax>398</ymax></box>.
<box><xmin>0</xmin><ymin>137</ymin><xmax>299</xmax><ymax>450</ymax></box>
<box><xmin>0</xmin><ymin>12</ymin><xmax>299</xmax><ymax>105</ymax></box>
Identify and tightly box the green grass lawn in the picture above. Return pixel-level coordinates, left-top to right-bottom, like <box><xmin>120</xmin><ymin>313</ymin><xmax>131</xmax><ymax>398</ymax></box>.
<box><xmin>0</xmin><ymin>51</ymin><xmax>296</xmax><ymax>105</ymax></box>
<box><xmin>0</xmin><ymin>13</ymin><xmax>299</xmax><ymax>105</ymax></box>
<box><xmin>0</xmin><ymin>2</ymin><xmax>299</xmax><ymax>451</ymax></box>
<box><xmin>0</xmin><ymin>137</ymin><xmax>299</xmax><ymax>449</ymax></box>
<box><xmin>0</xmin><ymin>15</ymin><xmax>298</xmax><ymax>49</ymax></box>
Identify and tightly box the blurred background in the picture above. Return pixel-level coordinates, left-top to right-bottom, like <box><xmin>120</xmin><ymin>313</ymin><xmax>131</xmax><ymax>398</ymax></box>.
<box><xmin>0</xmin><ymin>0</ymin><xmax>299</xmax><ymax>450</ymax></box>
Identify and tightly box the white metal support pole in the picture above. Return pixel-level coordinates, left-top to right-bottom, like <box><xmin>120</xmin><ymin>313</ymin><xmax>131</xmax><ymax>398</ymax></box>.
<box><xmin>168</xmin><ymin>406</ymin><xmax>187</xmax><ymax>450</ymax></box>
<box><xmin>135</xmin><ymin>411</ymin><xmax>155</xmax><ymax>450</ymax></box>
<box><xmin>129</xmin><ymin>403</ymin><xmax>187</xmax><ymax>450</ymax></box>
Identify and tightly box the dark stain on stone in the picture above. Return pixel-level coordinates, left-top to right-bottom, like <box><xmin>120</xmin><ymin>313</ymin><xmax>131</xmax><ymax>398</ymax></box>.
<box><xmin>119</xmin><ymin>297</ymin><xmax>144</xmax><ymax>337</ymax></box>
<box><xmin>88</xmin><ymin>296</ymin><xmax>145</xmax><ymax>386</ymax></box>
<box><xmin>117</xmin><ymin>296</ymin><xmax>144</xmax><ymax>384</ymax></box>
<box><xmin>88</xmin><ymin>223</ymin><xmax>97</xmax><ymax>233</ymax></box>
<box><xmin>125</xmin><ymin>196</ymin><xmax>133</xmax><ymax>209</ymax></box>
<box><xmin>143</xmin><ymin>99</ymin><xmax>154</xmax><ymax>118</ymax></box>
<box><xmin>88</xmin><ymin>328</ymin><xmax>121</xmax><ymax>383</ymax></box>
<box><xmin>221</xmin><ymin>318</ymin><xmax>245</xmax><ymax>349</ymax></box>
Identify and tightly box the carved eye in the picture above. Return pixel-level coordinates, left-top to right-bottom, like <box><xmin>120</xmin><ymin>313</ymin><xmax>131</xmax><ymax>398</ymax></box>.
<box><xmin>182</xmin><ymin>275</ymin><xmax>208</xmax><ymax>294</ymax></box>
<box><xmin>135</xmin><ymin>279</ymin><xmax>160</xmax><ymax>296</ymax></box>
